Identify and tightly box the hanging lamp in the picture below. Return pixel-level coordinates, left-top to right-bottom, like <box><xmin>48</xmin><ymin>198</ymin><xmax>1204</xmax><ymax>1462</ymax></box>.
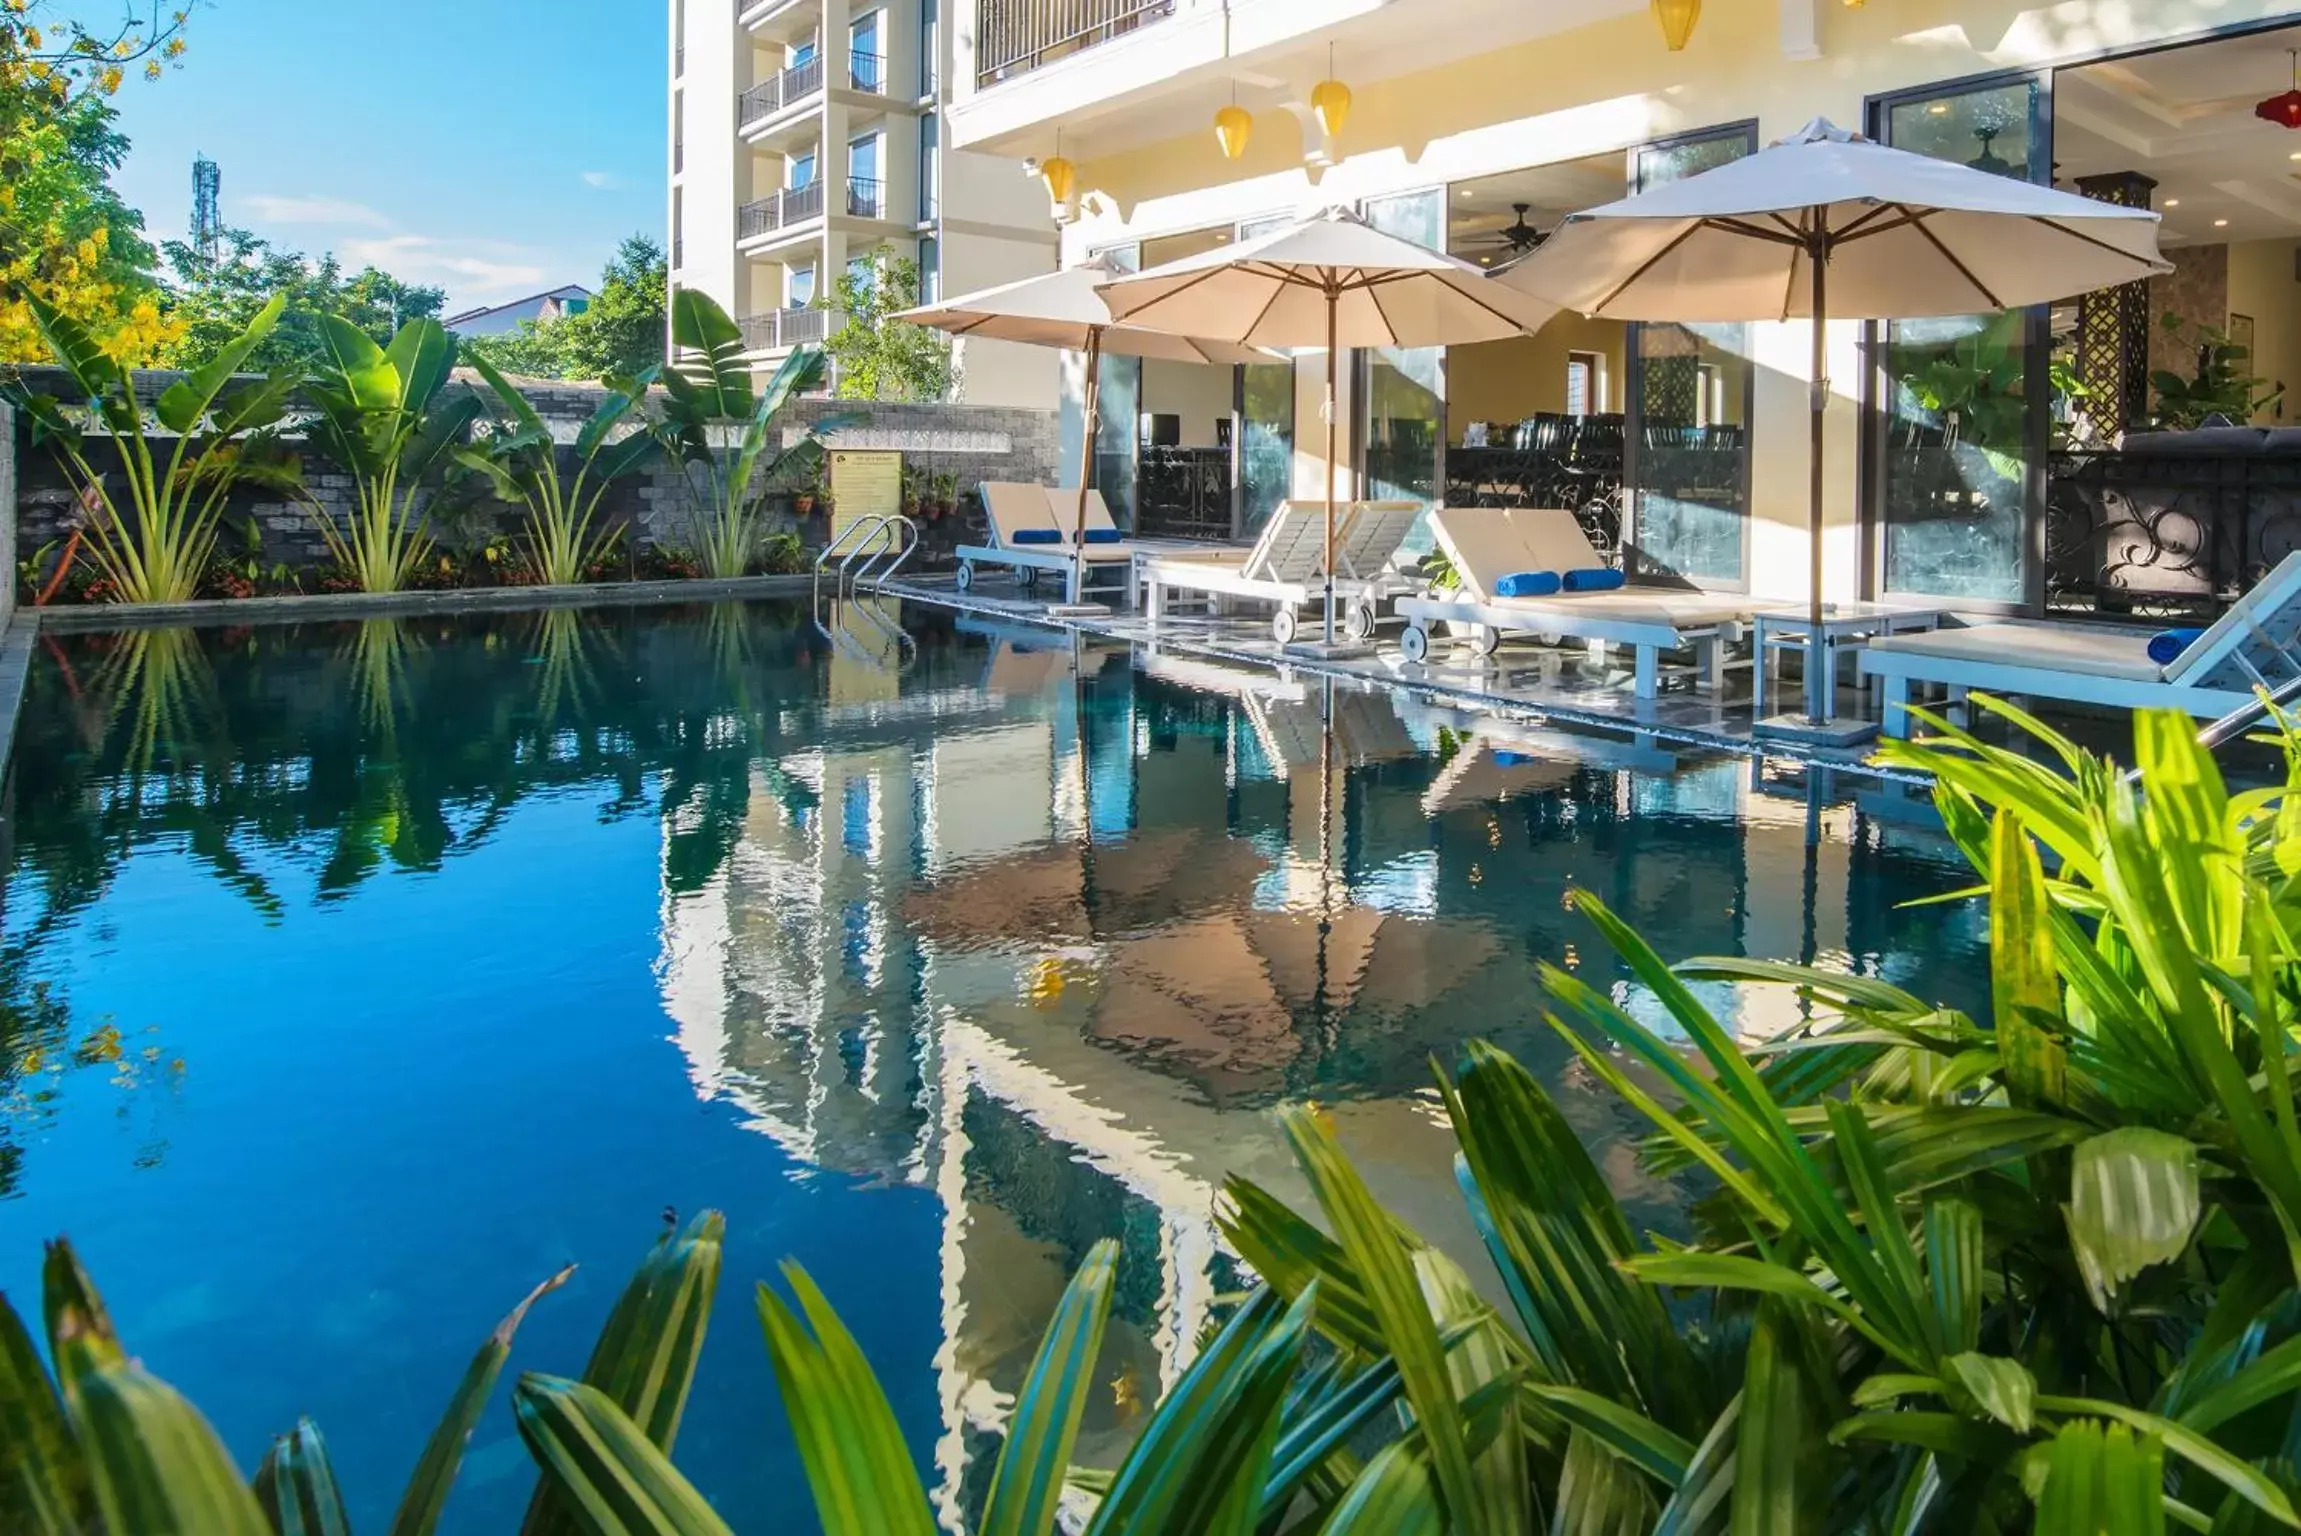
<box><xmin>1215</xmin><ymin>82</ymin><xmax>1252</xmax><ymax>160</ymax></box>
<box><xmin>1310</xmin><ymin>43</ymin><xmax>1351</xmax><ymax>139</ymax></box>
<box><xmin>1652</xmin><ymin>0</ymin><xmax>1700</xmax><ymax>50</ymax></box>
<box><xmin>2257</xmin><ymin>50</ymin><xmax>2301</xmax><ymax>129</ymax></box>
<box><xmin>1039</xmin><ymin>129</ymin><xmax>1077</xmax><ymax>210</ymax></box>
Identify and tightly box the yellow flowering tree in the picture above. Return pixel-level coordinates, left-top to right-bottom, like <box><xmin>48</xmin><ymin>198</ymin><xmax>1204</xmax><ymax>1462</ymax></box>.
<box><xmin>0</xmin><ymin>3</ymin><xmax>197</xmax><ymax>364</ymax></box>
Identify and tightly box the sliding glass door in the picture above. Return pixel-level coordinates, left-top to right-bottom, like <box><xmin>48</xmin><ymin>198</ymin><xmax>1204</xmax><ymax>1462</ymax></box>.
<box><xmin>1872</xmin><ymin>77</ymin><xmax>2049</xmax><ymax>607</ymax></box>
<box><xmin>1625</xmin><ymin>125</ymin><xmax>1757</xmax><ymax>588</ymax></box>
<box><xmin>1089</xmin><ymin>242</ymin><xmax>1141</xmax><ymax>530</ymax></box>
<box><xmin>1358</xmin><ymin>189</ymin><xmax>1446</xmax><ymax>526</ymax></box>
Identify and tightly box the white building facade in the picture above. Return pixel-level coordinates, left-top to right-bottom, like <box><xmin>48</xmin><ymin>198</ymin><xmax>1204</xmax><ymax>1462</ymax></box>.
<box><xmin>668</xmin><ymin>0</ymin><xmax>1061</xmax><ymax>406</ymax></box>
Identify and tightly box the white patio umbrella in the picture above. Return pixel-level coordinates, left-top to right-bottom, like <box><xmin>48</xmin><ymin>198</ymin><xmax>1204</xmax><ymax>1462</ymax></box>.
<box><xmin>1499</xmin><ymin>117</ymin><xmax>2168</xmax><ymax>724</ymax></box>
<box><xmin>1097</xmin><ymin>208</ymin><xmax>1561</xmax><ymax>646</ymax></box>
<box><xmin>897</xmin><ymin>257</ymin><xmax>1269</xmax><ymax>603</ymax></box>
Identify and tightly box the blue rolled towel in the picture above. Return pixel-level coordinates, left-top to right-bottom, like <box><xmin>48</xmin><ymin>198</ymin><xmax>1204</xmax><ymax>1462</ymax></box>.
<box><xmin>1494</xmin><ymin>750</ymin><xmax>1530</xmax><ymax>767</ymax></box>
<box><xmin>1494</xmin><ymin>570</ymin><xmax>1562</xmax><ymax>598</ymax></box>
<box><xmin>1079</xmin><ymin>527</ymin><xmax>1123</xmax><ymax>545</ymax></box>
<box><xmin>1562</xmin><ymin>567</ymin><xmax>1626</xmax><ymax>592</ymax></box>
<box><xmin>1010</xmin><ymin>527</ymin><xmax>1063</xmax><ymax>545</ymax></box>
<box><xmin>2148</xmin><ymin>626</ymin><xmax>2206</xmax><ymax>665</ymax></box>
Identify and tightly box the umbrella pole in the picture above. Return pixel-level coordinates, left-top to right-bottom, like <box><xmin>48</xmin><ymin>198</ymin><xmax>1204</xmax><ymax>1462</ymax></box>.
<box><xmin>1073</xmin><ymin>326</ymin><xmax>1104</xmax><ymax>606</ymax></box>
<box><xmin>1805</xmin><ymin>234</ymin><xmax>1830</xmax><ymax>724</ymax></box>
<box><xmin>1323</xmin><ymin>287</ymin><xmax>1338</xmax><ymax>646</ymax></box>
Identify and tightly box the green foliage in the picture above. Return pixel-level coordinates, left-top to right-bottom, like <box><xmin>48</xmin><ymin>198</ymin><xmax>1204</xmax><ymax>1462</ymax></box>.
<box><xmin>819</xmin><ymin>246</ymin><xmax>951</xmax><ymax>402</ymax></box>
<box><xmin>1895</xmin><ymin>309</ymin><xmax>2028</xmax><ymax>482</ymax></box>
<box><xmin>457</xmin><ymin>352</ymin><xmax>661</xmax><ymax>585</ymax></box>
<box><xmin>300</xmin><ymin>316</ymin><xmax>480</xmax><ymax>592</ymax></box>
<box><xmin>4</xmin><ymin>290</ymin><xmax>301</xmax><ymax>602</ymax></box>
<box><xmin>2150</xmin><ymin>311</ymin><xmax>2284</xmax><ymax>429</ymax></box>
<box><xmin>157</xmin><ymin>226</ymin><xmax>447</xmax><ymax>371</ymax></box>
<box><xmin>658</xmin><ymin>289</ymin><xmax>853</xmax><ymax>578</ymax></box>
<box><xmin>462</xmin><ymin>234</ymin><xmax>668</xmax><ymax>382</ymax></box>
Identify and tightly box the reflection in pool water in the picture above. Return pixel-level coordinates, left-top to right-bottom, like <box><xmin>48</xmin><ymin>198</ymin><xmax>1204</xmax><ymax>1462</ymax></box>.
<box><xmin>0</xmin><ymin>598</ymin><xmax>1987</xmax><ymax>1531</ymax></box>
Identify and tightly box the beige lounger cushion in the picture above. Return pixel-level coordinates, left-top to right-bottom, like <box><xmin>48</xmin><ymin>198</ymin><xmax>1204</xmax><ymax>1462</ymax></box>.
<box><xmin>980</xmin><ymin>482</ymin><xmax>1060</xmax><ymax>544</ymax></box>
<box><xmin>1481</xmin><ymin>589</ymin><xmax>1749</xmax><ymax>630</ymax></box>
<box><xmin>1865</xmin><ymin>621</ymin><xmax>2164</xmax><ymax>683</ymax></box>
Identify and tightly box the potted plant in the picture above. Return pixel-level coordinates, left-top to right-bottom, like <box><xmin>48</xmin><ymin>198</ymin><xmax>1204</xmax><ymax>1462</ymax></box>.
<box><xmin>930</xmin><ymin>471</ymin><xmax>960</xmax><ymax>521</ymax></box>
<box><xmin>791</xmin><ymin>466</ymin><xmax>818</xmax><ymax>519</ymax></box>
<box><xmin>900</xmin><ymin>465</ymin><xmax>924</xmax><ymax>520</ymax></box>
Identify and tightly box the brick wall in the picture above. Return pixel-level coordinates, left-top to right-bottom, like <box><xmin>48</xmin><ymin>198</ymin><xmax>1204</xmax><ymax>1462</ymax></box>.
<box><xmin>9</xmin><ymin>367</ymin><xmax>1060</xmax><ymax>578</ymax></box>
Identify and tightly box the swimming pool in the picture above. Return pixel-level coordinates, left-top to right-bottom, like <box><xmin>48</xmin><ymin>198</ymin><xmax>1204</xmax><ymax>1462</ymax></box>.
<box><xmin>0</xmin><ymin>597</ymin><xmax>1987</xmax><ymax>1531</ymax></box>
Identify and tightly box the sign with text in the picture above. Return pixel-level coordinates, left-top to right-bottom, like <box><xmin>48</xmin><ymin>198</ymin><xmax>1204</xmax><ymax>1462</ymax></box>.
<box><xmin>829</xmin><ymin>449</ymin><xmax>903</xmax><ymax>553</ymax></box>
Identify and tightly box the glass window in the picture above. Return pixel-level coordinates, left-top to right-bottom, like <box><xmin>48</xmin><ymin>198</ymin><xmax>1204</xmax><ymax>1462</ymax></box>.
<box><xmin>789</xmin><ymin>265</ymin><xmax>815</xmax><ymax>308</ymax></box>
<box><xmin>1358</xmin><ymin>189</ymin><xmax>1445</xmax><ymax>529</ymax></box>
<box><xmin>849</xmin><ymin>11</ymin><xmax>881</xmax><ymax>89</ymax></box>
<box><xmin>1089</xmin><ymin>243</ymin><xmax>1142</xmax><ymax>529</ymax></box>
<box><xmin>918</xmin><ymin>0</ymin><xmax>937</xmax><ymax>95</ymax></box>
<box><xmin>1877</xmin><ymin>78</ymin><xmax>2045</xmax><ymax>605</ymax></box>
<box><xmin>1238</xmin><ymin>358</ymin><xmax>1296</xmax><ymax>538</ymax></box>
<box><xmin>848</xmin><ymin>134</ymin><xmax>881</xmax><ymax>216</ymax></box>
<box><xmin>847</xmin><ymin>254</ymin><xmax>875</xmax><ymax>292</ymax></box>
<box><xmin>1566</xmin><ymin>352</ymin><xmax>1599</xmax><ymax>417</ymax></box>
<box><xmin>917</xmin><ymin>236</ymin><xmax>939</xmax><ymax>304</ymax></box>
<box><xmin>792</xmin><ymin>37</ymin><xmax>816</xmax><ymax>66</ymax></box>
<box><xmin>918</xmin><ymin>115</ymin><xmax>938</xmax><ymax>223</ymax></box>
<box><xmin>1626</xmin><ymin>126</ymin><xmax>1757</xmax><ymax>588</ymax></box>
<box><xmin>790</xmin><ymin>151</ymin><xmax>816</xmax><ymax>188</ymax></box>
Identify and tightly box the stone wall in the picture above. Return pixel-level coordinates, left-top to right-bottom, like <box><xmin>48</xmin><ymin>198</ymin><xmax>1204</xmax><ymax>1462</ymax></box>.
<box><xmin>9</xmin><ymin>367</ymin><xmax>1061</xmax><ymax>580</ymax></box>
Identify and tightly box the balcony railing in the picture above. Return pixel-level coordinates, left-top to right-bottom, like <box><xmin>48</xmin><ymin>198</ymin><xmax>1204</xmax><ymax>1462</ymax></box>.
<box><xmin>846</xmin><ymin>176</ymin><xmax>885</xmax><ymax>218</ymax></box>
<box><xmin>976</xmin><ymin>0</ymin><xmax>1174</xmax><ymax>87</ymax></box>
<box><xmin>848</xmin><ymin>50</ymin><xmax>885</xmax><ymax>92</ymax></box>
<box><xmin>741</xmin><ymin>307</ymin><xmax>842</xmax><ymax>352</ymax></box>
<box><xmin>738</xmin><ymin>179</ymin><xmax>826</xmax><ymax>239</ymax></box>
<box><xmin>739</xmin><ymin>53</ymin><xmax>826</xmax><ymax>125</ymax></box>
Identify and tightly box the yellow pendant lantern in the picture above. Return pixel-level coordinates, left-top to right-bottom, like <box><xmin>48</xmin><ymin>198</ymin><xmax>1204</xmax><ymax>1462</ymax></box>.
<box><xmin>1652</xmin><ymin>0</ymin><xmax>1700</xmax><ymax>50</ymax></box>
<box><xmin>1215</xmin><ymin>103</ymin><xmax>1252</xmax><ymax>160</ymax></box>
<box><xmin>1039</xmin><ymin>152</ymin><xmax>1076</xmax><ymax>208</ymax></box>
<box><xmin>1311</xmin><ymin>41</ymin><xmax>1351</xmax><ymax>140</ymax></box>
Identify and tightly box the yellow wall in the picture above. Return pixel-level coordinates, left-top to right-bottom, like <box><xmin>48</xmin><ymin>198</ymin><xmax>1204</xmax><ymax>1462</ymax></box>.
<box><xmin>2227</xmin><ymin>238</ymin><xmax>2301</xmax><ymax>426</ymax></box>
<box><xmin>1141</xmin><ymin>358</ymin><xmax>1235</xmax><ymax>448</ymax></box>
<box><xmin>1051</xmin><ymin>0</ymin><xmax>2301</xmax><ymax>605</ymax></box>
<box><xmin>1448</xmin><ymin>315</ymin><xmax>1629</xmax><ymax>431</ymax></box>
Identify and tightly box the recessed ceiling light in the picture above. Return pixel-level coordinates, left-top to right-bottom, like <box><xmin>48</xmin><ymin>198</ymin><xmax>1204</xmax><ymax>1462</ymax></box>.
<box><xmin>1927</xmin><ymin>102</ymin><xmax>1950</xmax><ymax>116</ymax></box>
<box><xmin>2290</xmin><ymin>150</ymin><xmax>2301</xmax><ymax>161</ymax></box>
<box><xmin>2165</xmin><ymin>198</ymin><xmax>2180</xmax><ymax>207</ymax></box>
<box><xmin>1458</xmin><ymin>188</ymin><xmax>1474</xmax><ymax>198</ymax></box>
<box><xmin>2216</xmin><ymin>218</ymin><xmax>2230</xmax><ymax>227</ymax></box>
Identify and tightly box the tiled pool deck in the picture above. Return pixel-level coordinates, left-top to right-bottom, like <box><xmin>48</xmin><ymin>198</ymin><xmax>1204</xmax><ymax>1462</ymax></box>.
<box><xmin>873</xmin><ymin>567</ymin><xmax>1938</xmax><ymax>783</ymax></box>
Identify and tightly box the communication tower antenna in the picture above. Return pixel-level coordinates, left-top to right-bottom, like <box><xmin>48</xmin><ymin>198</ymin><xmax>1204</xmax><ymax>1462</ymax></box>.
<box><xmin>191</xmin><ymin>155</ymin><xmax>223</xmax><ymax>265</ymax></box>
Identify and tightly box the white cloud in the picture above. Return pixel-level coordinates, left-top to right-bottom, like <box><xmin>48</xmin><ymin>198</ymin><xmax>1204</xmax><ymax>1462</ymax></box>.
<box><xmin>241</xmin><ymin>193</ymin><xmax>390</xmax><ymax>228</ymax></box>
<box><xmin>580</xmin><ymin>170</ymin><xmax>622</xmax><ymax>190</ymax></box>
<box><xmin>339</xmin><ymin>233</ymin><xmax>551</xmax><ymax>305</ymax></box>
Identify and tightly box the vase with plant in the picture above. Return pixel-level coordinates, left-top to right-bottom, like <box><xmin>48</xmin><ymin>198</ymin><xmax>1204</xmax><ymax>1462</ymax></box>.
<box><xmin>930</xmin><ymin>470</ymin><xmax>959</xmax><ymax>521</ymax></box>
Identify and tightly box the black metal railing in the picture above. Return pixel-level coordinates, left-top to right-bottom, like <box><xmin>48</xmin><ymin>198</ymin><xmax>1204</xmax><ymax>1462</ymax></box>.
<box><xmin>2045</xmin><ymin>444</ymin><xmax>2301</xmax><ymax>619</ymax></box>
<box><xmin>671</xmin><ymin>238</ymin><xmax>684</xmax><ymax>270</ymax></box>
<box><xmin>976</xmin><ymin>0</ymin><xmax>1174</xmax><ymax>87</ymax></box>
<box><xmin>738</xmin><ymin>180</ymin><xmax>826</xmax><ymax>239</ymax></box>
<box><xmin>846</xmin><ymin>176</ymin><xmax>885</xmax><ymax>218</ymax></box>
<box><xmin>1442</xmin><ymin>413</ymin><xmax>1632</xmax><ymax>560</ymax></box>
<box><xmin>848</xmin><ymin>50</ymin><xmax>885</xmax><ymax>91</ymax></box>
<box><xmin>740</xmin><ymin>308</ymin><xmax>842</xmax><ymax>352</ymax></box>
<box><xmin>739</xmin><ymin>53</ymin><xmax>826</xmax><ymax>125</ymax></box>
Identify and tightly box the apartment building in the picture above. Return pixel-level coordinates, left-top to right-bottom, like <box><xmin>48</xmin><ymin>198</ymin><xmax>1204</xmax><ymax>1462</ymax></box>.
<box><xmin>668</xmin><ymin>0</ymin><xmax>1059</xmax><ymax>405</ymax></box>
<box><xmin>942</xmin><ymin>0</ymin><xmax>2301</xmax><ymax>616</ymax></box>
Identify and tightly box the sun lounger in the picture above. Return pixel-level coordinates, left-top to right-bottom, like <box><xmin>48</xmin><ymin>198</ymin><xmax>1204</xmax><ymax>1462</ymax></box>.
<box><xmin>1394</xmin><ymin>507</ymin><xmax>1749</xmax><ymax>698</ymax></box>
<box><xmin>1861</xmin><ymin>551</ymin><xmax>2301</xmax><ymax>737</ymax></box>
<box><xmin>1135</xmin><ymin>500</ymin><xmax>1425</xmax><ymax>642</ymax></box>
<box><xmin>955</xmin><ymin>483</ymin><xmax>1143</xmax><ymax>599</ymax></box>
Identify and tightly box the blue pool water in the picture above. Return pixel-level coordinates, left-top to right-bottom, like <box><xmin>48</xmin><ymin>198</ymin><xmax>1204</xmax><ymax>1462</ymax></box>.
<box><xmin>0</xmin><ymin>598</ymin><xmax>1987</xmax><ymax>1531</ymax></box>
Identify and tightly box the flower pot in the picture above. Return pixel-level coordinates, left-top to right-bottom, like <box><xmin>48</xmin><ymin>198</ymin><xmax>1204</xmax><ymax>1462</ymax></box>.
<box><xmin>793</xmin><ymin>494</ymin><xmax>817</xmax><ymax>516</ymax></box>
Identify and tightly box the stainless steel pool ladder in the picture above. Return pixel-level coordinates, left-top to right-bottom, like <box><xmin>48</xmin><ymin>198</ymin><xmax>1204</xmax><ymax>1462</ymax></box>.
<box><xmin>2120</xmin><ymin>671</ymin><xmax>2301</xmax><ymax>787</ymax></box>
<box><xmin>813</xmin><ymin>514</ymin><xmax>920</xmax><ymax>598</ymax></box>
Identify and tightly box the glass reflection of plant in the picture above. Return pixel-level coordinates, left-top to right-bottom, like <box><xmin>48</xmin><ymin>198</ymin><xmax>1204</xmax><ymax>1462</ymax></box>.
<box><xmin>1894</xmin><ymin>309</ymin><xmax>2029</xmax><ymax>485</ymax></box>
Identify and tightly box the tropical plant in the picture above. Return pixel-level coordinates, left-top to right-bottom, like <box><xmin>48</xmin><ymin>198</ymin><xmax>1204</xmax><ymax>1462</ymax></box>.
<box><xmin>657</xmin><ymin>289</ymin><xmax>850</xmax><ymax>579</ymax></box>
<box><xmin>817</xmin><ymin>245</ymin><xmax>952</xmax><ymax>402</ymax></box>
<box><xmin>461</xmin><ymin>233</ymin><xmax>668</xmax><ymax>382</ymax></box>
<box><xmin>1896</xmin><ymin>309</ymin><xmax>2029</xmax><ymax>481</ymax></box>
<box><xmin>5</xmin><ymin>291</ymin><xmax>300</xmax><ymax>603</ymax></box>
<box><xmin>300</xmin><ymin>315</ymin><xmax>481</xmax><ymax>593</ymax></box>
<box><xmin>457</xmin><ymin>352</ymin><xmax>662</xmax><ymax>586</ymax></box>
<box><xmin>1205</xmin><ymin>695</ymin><xmax>2301</xmax><ymax>1533</ymax></box>
<box><xmin>2151</xmin><ymin>311</ymin><xmax>2283</xmax><ymax>429</ymax></box>
<box><xmin>158</xmin><ymin>224</ymin><xmax>448</xmax><ymax>371</ymax></box>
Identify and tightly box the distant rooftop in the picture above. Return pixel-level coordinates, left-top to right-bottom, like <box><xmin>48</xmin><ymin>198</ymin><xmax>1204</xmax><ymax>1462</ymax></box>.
<box><xmin>443</xmin><ymin>284</ymin><xmax>594</xmax><ymax>338</ymax></box>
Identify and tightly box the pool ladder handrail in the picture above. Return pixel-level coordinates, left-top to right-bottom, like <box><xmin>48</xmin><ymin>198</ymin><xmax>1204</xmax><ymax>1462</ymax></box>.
<box><xmin>2120</xmin><ymin>670</ymin><xmax>2301</xmax><ymax>786</ymax></box>
<box><xmin>813</xmin><ymin>514</ymin><xmax>920</xmax><ymax>598</ymax></box>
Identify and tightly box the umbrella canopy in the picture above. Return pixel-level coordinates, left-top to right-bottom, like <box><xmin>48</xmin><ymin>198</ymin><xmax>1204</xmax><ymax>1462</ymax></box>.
<box><xmin>1098</xmin><ymin>208</ymin><xmax>1559</xmax><ymax>645</ymax></box>
<box><xmin>895</xmin><ymin>257</ymin><xmax>1271</xmax><ymax>365</ymax></box>
<box><xmin>1498</xmin><ymin>118</ymin><xmax>2167</xmax><ymax>725</ymax></box>
<box><xmin>1504</xmin><ymin>118</ymin><xmax>2165</xmax><ymax>323</ymax></box>
<box><xmin>1096</xmin><ymin>206</ymin><xmax>1561</xmax><ymax>347</ymax></box>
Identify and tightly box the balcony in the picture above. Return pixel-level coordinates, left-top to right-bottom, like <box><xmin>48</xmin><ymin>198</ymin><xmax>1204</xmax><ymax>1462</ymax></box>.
<box><xmin>739</xmin><ymin>180</ymin><xmax>826</xmax><ymax>240</ymax></box>
<box><xmin>848</xmin><ymin>50</ymin><xmax>886</xmax><ymax>92</ymax></box>
<box><xmin>739</xmin><ymin>53</ymin><xmax>826</xmax><ymax>126</ymax></box>
<box><xmin>740</xmin><ymin>307</ymin><xmax>842</xmax><ymax>352</ymax></box>
<box><xmin>975</xmin><ymin>0</ymin><xmax>1175</xmax><ymax>88</ymax></box>
<box><xmin>846</xmin><ymin>176</ymin><xmax>886</xmax><ymax>219</ymax></box>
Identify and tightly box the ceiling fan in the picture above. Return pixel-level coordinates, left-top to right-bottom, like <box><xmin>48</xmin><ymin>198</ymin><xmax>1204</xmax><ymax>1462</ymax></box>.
<box><xmin>1463</xmin><ymin>203</ymin><xmax>1550</xmax><ymax>263</ymax></box>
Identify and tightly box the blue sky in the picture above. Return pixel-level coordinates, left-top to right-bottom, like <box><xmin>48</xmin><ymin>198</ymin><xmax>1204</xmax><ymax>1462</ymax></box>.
<box><xmin>106</xmin><ymin>0</ymin><xmax>668</xmax><ymax>314</ymax></box>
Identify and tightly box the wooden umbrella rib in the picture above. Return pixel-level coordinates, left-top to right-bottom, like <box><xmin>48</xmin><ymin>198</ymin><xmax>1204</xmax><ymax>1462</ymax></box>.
<box><xmin>1240</xmin><ymin>279</ymin><xmax>1287</xmax><ymax>346</ymax></box>
<box><xmin>1704</xmin><ymin>216</ymin><xmax>1806</xmax><ymax>247</ymax></box>
<box><xmin>1900</xmin><ymin>205</ymin><xmax>2003</xmax><ymax>310</ymax></box>
<box><xmin>1591</xmin><ymin>220</ymin><xmax>1709</xmax><ymax>316</ymax></box>
<box><xmin>1108</xmin><ymin>262</ymin><xmax>1234</xmax><ymax>323</ymax></box>
<box><xmin>1829</xmin><ymin>202</ymin><xmax>1899</xmax><ymax>241</ymax></box>
<box><xmin>1364</xmin><ymin>278</ymin><xmax>1401</xmax><ymax>348</ymax></box>
<box><xmin>1432</xmin><ymin>273</ymin><xmax>1549</xmax><ymax>339</ymax></box>
<box><xmin>2029</xmin><ymin>215</ymin><xmax>2162</xmax><ymax>269</ymax></box>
